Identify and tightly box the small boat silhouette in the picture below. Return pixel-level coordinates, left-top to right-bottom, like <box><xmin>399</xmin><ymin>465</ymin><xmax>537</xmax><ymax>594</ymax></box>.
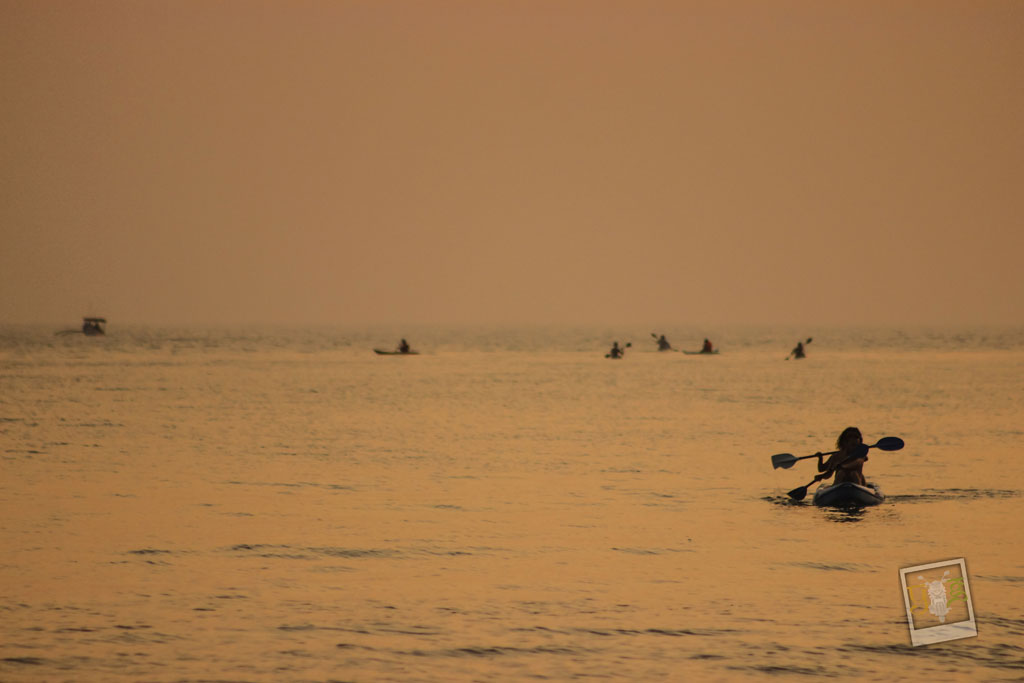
<box><xmin>56</xmin><ymin>317</ymin><xmax>107</xmax><ymax>336</ymax></box>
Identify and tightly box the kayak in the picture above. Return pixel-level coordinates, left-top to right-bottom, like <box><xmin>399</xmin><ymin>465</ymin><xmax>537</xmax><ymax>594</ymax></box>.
<box><xmin>683</xmin><ymin>350</ymin><xmax>719</xmax><ymax>355</ymax></box>
<box><xmin>813</xmin><ymin>482</ymin><xmax>884</xmax><ymax>507</ymax></box>
<box><xmin>373</xmin><ymin>349</ymin><xmax>418</xmax><ymax>355</ymax></box>
<box><xmin>812</xmin><ymin>481</ymin><xmax>884</xmax><ymax>507</ymax></box>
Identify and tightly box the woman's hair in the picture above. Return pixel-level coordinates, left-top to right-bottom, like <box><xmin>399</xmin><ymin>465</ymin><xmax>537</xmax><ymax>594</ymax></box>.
<box><xmin>837</xmin><ymin>427</ymin><xmax>862</xmax><ymax>449</ymax></box>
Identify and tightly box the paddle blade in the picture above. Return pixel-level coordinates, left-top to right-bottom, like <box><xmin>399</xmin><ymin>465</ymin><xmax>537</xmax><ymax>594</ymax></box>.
<box><xmin>875</xmin><ymin>436</ymin><xmax>904</xmax><ymax>451</ymax></box>
<box><xmin>787</xmin><ymin>485</ymin><xmax>809</xmax><ymax>501</ymax></box>
<box><xmin>771</xmin><ymin>453</ymin><xmax>798</xmax><ymax>470</ymax></box>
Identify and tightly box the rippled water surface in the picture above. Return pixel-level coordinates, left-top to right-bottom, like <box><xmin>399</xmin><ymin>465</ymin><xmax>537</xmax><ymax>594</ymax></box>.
<box><xmin>1</xmin><ymin>325</ymin><xmax>1022</xmax><ymax>680</ymax></box>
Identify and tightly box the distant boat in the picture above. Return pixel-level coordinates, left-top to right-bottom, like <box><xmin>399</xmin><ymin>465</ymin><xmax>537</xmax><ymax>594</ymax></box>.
<box><xmin>684</xmin><ymin>339</ymin><xmax>718</xmax><ymax>355</ymax></box>
<box><xmin>375</xmin><ymin>338</ymin><xmax>416</xmax><ymax>355</ymax></box>
<box><xmin>57</xmin><ymin>317</ymin><xmax>106</xmax><ymax>336</ymax></box>
<box><xmin>82</xmin><ymin>317</ymin><xmax>106</xmax><ymax>335</ymax></box>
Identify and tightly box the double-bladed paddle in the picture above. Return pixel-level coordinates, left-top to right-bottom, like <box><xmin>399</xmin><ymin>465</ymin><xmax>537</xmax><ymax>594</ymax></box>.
<box><xmin>782</xmin><ymin>437</ymin><xmax>905</xmax><ymax>501</ymax></box>
<box><xmin>771</xmin><ymin>436</ymin><xmax>905</xmax><ymax>470</ymax></box>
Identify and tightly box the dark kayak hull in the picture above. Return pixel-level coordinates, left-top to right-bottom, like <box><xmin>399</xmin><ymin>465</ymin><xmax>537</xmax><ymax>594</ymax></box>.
<box><xmin>682</xmin><ymin>350</ymin><xmax>719</xmax><ymax>355</ymax></box>
<box><xmin>373</xmin><ymin>349</ymin><xmax>418</xmax><ymax>355</ymax></box>
<box><xmin>813</xmin><ymin>482</ymin><xmax>884</xmax><ymax>507</ymax></box>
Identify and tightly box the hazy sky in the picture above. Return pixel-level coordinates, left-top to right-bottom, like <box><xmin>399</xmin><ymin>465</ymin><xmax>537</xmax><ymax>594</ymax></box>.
<box><xmin>3</xmin><ymin>1</ymin><xmax>1022</xmax><ymax>326</ymax></box>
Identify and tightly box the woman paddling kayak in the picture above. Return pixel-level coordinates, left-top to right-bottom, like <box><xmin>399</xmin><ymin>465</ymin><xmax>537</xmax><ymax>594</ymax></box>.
<box><xmin>815</xmin><ymin>427</ymin><xmax>868</xmax><ymax>486</ymax></box>
<box><xmin>809</xmin><ymin>427</ymin><xmax>886</xmax><ymax>506</ymax></box>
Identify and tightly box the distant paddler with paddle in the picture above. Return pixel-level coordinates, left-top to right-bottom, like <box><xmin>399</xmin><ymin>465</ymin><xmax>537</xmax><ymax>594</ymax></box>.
<box><xmin>651</xmin><ymin>333</ymin><xmax>672</xmax><ymax>351</ymax></box>
<box><xmin>787</xmin><ymin>338</ymin><xmax>811</xmax><ymax>360</ymax></box>
<box><xmin>606</xmin><ymin>341</ymin><xmax>631</xmax><ymax>359</ymax></box>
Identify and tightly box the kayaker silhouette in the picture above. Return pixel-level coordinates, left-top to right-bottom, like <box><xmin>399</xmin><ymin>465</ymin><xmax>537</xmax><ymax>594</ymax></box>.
<box><xmin>792</xmin><ymin>341</ymin><xmax>806</xmax><ymax>359</ymax></box>
<box><xmin>655</xmin><ymin>334</ymin><xmax>671</xmax><ymax>351</ymax></box>
<box><xmin>815</xmin><ymin>427</ymin><xmax>868</xmax><ymax>486</ymax></box>
<box><xmin>606</xmin><ymin>341</ymin><xmax>626</xmax><ymax>359</ymax></box>
<box><xmin>398</xmin><ymin>339</ymin><xmax>411</xmax><ymax>354</ymax></box>
<box><xmin>701</xmin><ymin>338</ymin><xmax>714</xmax><ymax>353</ymax></box>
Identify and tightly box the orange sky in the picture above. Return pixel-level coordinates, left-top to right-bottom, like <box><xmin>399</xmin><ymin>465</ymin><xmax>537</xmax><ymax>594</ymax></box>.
<box><xmin>2</xmin><ymin>1</ymin><xmax>1022</xmax><ymax>325</ymax></box>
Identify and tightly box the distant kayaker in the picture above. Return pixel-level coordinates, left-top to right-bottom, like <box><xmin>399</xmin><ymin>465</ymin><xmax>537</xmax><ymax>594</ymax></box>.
<box><xmin>815</xmin><ymin>427</ymin><xmax>868</xmax><ymax>486</ymax></box>
<box><xmin>608</xmin><ymin>341</ymin><xmax>625</xmax><ymax>359</ymax></box>
<box><xmin>792</xmin><ymin>341</ymin><xmax>806</xmax><ymax>359</ymax></box>
<box><xmin>701</xmin><ymin>338</ymin><xmax>714</xmax><ymax>353</ymax></box>
<box><xmin>398</xmin><ymin>339</ymin><xmax>411</xmax><ymax>354</ymax></box>
<box><xmin>656</xmin><ymin>335</ymin><xmax>672</xmax><ymax>351</ymax></box>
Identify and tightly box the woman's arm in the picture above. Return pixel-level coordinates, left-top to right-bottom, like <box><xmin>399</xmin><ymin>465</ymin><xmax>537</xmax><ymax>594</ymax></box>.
<box><xmin>821</xmin><ymin>452</ymin><xmax>845</xmax><ymax>474</ymax></box>
<box><xmin>837</xmin><ymin>454</ymin><xmax>867</xmax><ymax>471</ymax></box>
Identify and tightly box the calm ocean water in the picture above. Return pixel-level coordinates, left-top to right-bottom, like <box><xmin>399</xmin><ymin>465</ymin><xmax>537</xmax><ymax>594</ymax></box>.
<box><xmin>2</xmin><ymin>324</ymin><xmax>1022</xmax><ymax>681</ymax></box>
